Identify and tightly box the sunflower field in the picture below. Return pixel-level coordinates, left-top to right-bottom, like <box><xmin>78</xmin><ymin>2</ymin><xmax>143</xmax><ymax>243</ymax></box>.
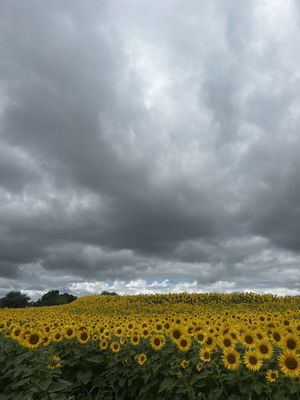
<box><xmin>1</xmin><ymin>292</ymin><xmax>300</xmax><ymax>399</ymax></box>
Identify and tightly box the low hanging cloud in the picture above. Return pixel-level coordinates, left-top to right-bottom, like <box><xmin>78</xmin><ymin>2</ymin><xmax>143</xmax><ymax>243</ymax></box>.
<box><xmin>1</xmin><ymin>0</ymin><xmax>300</xmax><ymax>298</ymax></box>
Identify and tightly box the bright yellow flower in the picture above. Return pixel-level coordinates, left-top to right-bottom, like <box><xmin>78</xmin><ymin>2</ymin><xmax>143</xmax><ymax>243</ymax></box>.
<box><xmin>180</xmin><ymin>359</ymin><xmax>189</xmax><ymax>369</ymax></box>
<box><xmin>266</xmin><ymin>369</ymin><xmax>279</xmax><ymax>383</ymax></box>
<box><xmin>110</xmin><ymin>341</ymin><xmax>121</xmax><ymax>353</ymax></box>
<box><xmin>278</xmin><ymin>350</ymin><xmax>300</xmax><ymax>378</ymax></box>
<box><xmin>150</xmin><ymin>334</ymin><xmax>166</xmax><ymax>351</ymax></box>
<box><xmin>48</xmin><ymin>355</ymin><xmax>62</xmax><ymax>369</ymax></box>
<box><xmin>77</xmin><ymin>330</ymin><xmax>90</xmax><ymax>345</ymax></box>
<box><xmin>176</xmin><ymin>336</ymin><xmax>192</xmax><ymax>352</ymax></box>
<box><xmin>199</xmin><ymin>347</ymin><xmax>212</xmax><ymax>363</ymax></box>
<box><xmin>243</xmin><ymin>350</ymin><xmax>263</xmax><ymax>372</ymax></box>
<box><xmin>257</xmin><ymin>340</ymin><xmax>274</xmax><ymax>360</ymax></box>
<box><xmin>222</xmin><ymin>349</ymin><xmax>241</xmax><ymax>371</ymax></box>
<box><xmin>135</xmin><ymin>353</ymin><xmax>147</xmax><ymax>366</ymax></box>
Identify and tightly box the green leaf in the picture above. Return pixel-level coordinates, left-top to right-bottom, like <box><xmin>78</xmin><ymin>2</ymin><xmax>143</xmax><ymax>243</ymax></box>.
<box><xmin>76</xmin><ymin>370</ymin><xmax>92</xmax><ymax>385</ymax></box>
<box><xmin>158</xmin><ymin>377</ymin><xmax>176</xmax><ymax>393</ymax></box>
<box><xmin>48</xmin><ymin>379</ymin><xmax>73</xmax><ymax>393</ymax></box>
<box><xmin>142</xmin><ymin>372</ymin><xmax>152</xmax><ymax>384</ymax></box>
<box><xmin>272</xmin><ymin>390</ymin><xmax>288</xmax><ymax>400</ymax></box>
<box><xmin>86</xmin><ymin>354</ymin><xmax>101</xmax><ymax>363</ymax></box>
<box><xmin>208</xmin><ymin>387</ymin><xmax>223</xmax><ymax>400</ymax></box>
<box><xmin>36</xmin><ymin>375</ymin><xmax>53</xmax><ymax>391</ymax></box>
<box><xmin>227</xmin><ymin>395</ymin><xmax>241</xmax><ymax>400</ymax></box>
<box><xmin>11</xmin><ymin>378</ymin><xmax>30</xmax><ymax>389</ymax></box>
<box><xmin>15</xmin><ymin>367</ymin><xmax>34</xmax><ymax>379</ymax></box>
<box><xmin>7</xmin><ymin>352</ymin><xmax>29</xmax><ymax>370</ymax></box>
<box><xmin>251</xmin><ymin>381</ymin><xmax>264</xmax><ymax>395</ymax></box>
<box><xmin>190</xmin><ymin>374</ymin><xmax>201</xmax><ymax>385</ymax></box>
<box><xmin>288</xmin><ymin>383</ymin><xmax>300</xmax><ymax>394</ymax></box>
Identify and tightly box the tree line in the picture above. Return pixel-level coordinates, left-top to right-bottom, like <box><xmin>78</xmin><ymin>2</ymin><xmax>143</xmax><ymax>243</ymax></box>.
<box><xmin>0</xmin><ymin>289</ymin><xmax>118</xmax><ymax>308</ymax></box>
<box><xmin>0</xmin><ymin>290</ymin><xmax>77</xmax><ymax>308</ymax></box>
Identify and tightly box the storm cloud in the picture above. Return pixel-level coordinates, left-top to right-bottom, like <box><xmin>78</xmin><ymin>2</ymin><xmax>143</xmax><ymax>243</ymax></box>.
<box><xmin>1</xmin><ymin>0</ymin><xmax>300</xmax><ymax>298</ymax></box>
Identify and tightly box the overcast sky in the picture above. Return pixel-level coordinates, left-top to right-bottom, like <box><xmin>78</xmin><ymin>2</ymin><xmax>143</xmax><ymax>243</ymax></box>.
<box><xmin>1</xmin><ymin>0</ymin><xmax>300</xmax><ymax>299</ymax></box>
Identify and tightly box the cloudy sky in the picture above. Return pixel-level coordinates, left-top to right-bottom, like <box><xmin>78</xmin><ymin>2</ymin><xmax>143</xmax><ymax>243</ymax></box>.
<box><xmin>1</xmin><ymin>0</ymin><xmax>300</xmax><ymax>299</ymax></box>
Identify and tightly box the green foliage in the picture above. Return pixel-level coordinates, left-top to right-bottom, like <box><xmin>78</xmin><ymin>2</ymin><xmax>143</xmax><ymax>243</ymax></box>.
<box><xmin>1</xmin><ymin>334</ymin><xmax>300</xmax><ymax>399</ymax></box>
<box><xmin>100</xmin><ymin>291</ymin><xmax>119</xmax><ymax>296</ymax></box>
<box><xmin>0</xmin><ymin>291</ymin><xmax>30</xmax><ymax>308</ymax></box>
<box><xmin>34</xmin><ymin>290</ymin><xmax>77</xmax><ymax>307</ymax></box>
<box><xmin>0</xmin><ymin>290</ymin><xmax>77</xmax><ymax>309</ymax></box>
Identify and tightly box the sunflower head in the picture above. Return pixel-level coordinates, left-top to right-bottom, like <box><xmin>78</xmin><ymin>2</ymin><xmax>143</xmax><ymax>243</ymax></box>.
<box><xmin>110</xmin><ymin>341</ymin><xmax>121</xmax><ymax>353</ymax></box>
<box><xmin>136</xmin><ymin>353</ymin><xmax>147</xmax><ymax>366</ymax></box>
<box><xmin>282</xmin><ymin>334</ymin><xmax>298</xmax><ymax>351</ymax></box>
<box><xmin>24</xmin><ymin>331</ymin><xmax>42</xmax><ymax>350</ymax></box>
<box><xmin>48</xmin><ymin>355</ymin><xmax>62</xmax><ymax>369</ymax></box>
<box><xmin>176</xmin><ymin>336</ymin><xmax>192</xmax><ymax>352</ymax></box>
<box><xmin>222</xmin><ymin>349</ymin><xmax>241</xmax><ymax>371</ymax></box>
<box><xmin>243</xmin><ymin>350</ymin><xmax>263</xmax><ymax>372</ymax></box>
<box><xmin>278</xmin><ymin>351</ymin><xmax>300</xmax><ymax>378</ymax></box>
<box><xmin>257</xmin><ymin>340</ymin><xmax>273</xmax><ymax>360</ymax></box>
<box><xmin>199</xmin><ymin>347</ymin><xmax>212</xmax><ymax>363</ymax></box>
<box><xmin>196</xmin><ymin>361</ymin><xmax>204</xmax><ymax>372</ymax></box>
<box><xmin>150</xmin><ymin>334</ymin><xmax>166</xmax><ymax>351</ymax></box>
<box><xmin>180</xmin><ymin>359</ymin><xmax>189</xmax><ymax>369</ymax></box>
<box><xmin>266</xmin><ymin>369</ymin><xmax>279</xmax><ymax>383</ymax></box>
<box><xmin>99</xmin><ymin>339</ymin><xmax>109</xmax><ymax>350</ymax></box>
<box><xmin>77</xmin><ymin>330</ymin><xmax>90</xmax><ymax>344</ymax></box>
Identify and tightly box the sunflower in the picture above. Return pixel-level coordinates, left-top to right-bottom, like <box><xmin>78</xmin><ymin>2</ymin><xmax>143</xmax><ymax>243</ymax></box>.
<box><xmin>120</xmin><ymin>336</ymin><xmax>127</xmax><ymax>345</ymax></box>
<box><xmin>10</xmin><ymin>326</ymin><xmax>22</xmax><ymax>341</ymax></box>
<box><xmin>48</xmin><ymin>355</ymin><xmax>62</xmax><ymax>370</ymax></box>
<box><xmin>141</xmin><ymin>328</ymin><xmax>150</xmax><ymax>338</ymax></box>
<box><xmin>114</xmin><ymin>326</ymin><xmax>124</xmax><ymax>337</ymax></box>
<box><xmin>281</xmin><ymin>333</ymin><xmax>299</xmax><ymax>352</ymax></box>
<box><xmin>266</xmin><ymin>369</ymin><xmax>279</xmax><ymax>383</ymax></box>
<box><xmin>229</xmin><ymin>329</ymin><xmax>239</xmax><ymax>341</ymax></box>
<box><xmin>42</xmin><ymin>335</ymin><xmax>51</xmax><ymax>347</ymax></box>
<box><xmin>270</xmin><ymin>329</ymin><xmax>283</xmax><ymax>345</ymax></box>
<box><xmin>99</xmin><ymin>339</ymin><xmax>109</xmax><ymax>350</ymax></box>
<box><xmin>180</xmin><ymin>359</ymin><xmax>189</xmax><ymax>369</ymax></box>
<box><xmin>176</xmin><ymin>336</ymin><xmax>192</xmax><ymax>352</ymax></box>
<box><xmin>23</xmin><ymin>331</ymin><xmax>42</xmax><ymax>350</ymax></box>
<box><xmin>199</xmin><ymin>347</ymin><xmax>212</xmax><ymax>363</ymax></box>
<box><xmin>110</xmin><ymin>341</ymin><xmax>121</xmax><ymax>353</ymax></box>
<box><xmin>127</xmin><ymin>322</ymin><xmax>134</xmax><ymax>331</ymax></box>
<box><xmin>195</xmin><ymin>331</ymin><xmax>206</xmax><ymax>345</ymax></box>
<box><xmin>52</xmin><ymin>330</ymin><xmax>63</xmax><ymax>343</ymax></box>
<box><xmin>155</xmin><ymin>322</ymin><xmax>164</xmax><ymax>332</ymax></box>
<box><xmin>130</xmin><ymin>333</ymin><xmax>140</xmax><ymax>346</ymax></box>
<box><xmin>243</xmin><ymin>350</ymin><xmax>263</xmax><ymax>372</ymax></box>
<box><xmin>205</xmin><ymin>335</ymin><xmax>216</xmax><ymax>349</ymax></box>
<box><xmin>222</xmin><ymin>349</ymin><xmax>241</xmax><ymax>371</ymax></box>
<box><xmin>278</xmin><ymin>350</ymin><xmax>300</xmax><ymax>378</ymax></box>
<box><xmin>241</xmin><ymin>331</ymin><xmax>256</xmax><ymax>349</ymax></box>
<box><xmin>196</xmin><ymin>361</ymin><xmax>204</xmax><ymax>372</ymax></box>
<box><xmin>169</xmin><ymin>325</ymin><xmax>184</xmax><ymax>343</ymax></box>
<box><xmin>257</xmin><ymin>340</ymin><xmax>273</xmax><ymax>360</ymax></box>
<box><xmin>77</xmin><ymin>330</ymin><xmax>90</xmax><ymax>345</ymax></box>
<box><xmin>150</xmin><ymin>334</ymin><xmax>166</xmax><ymax>351</ymax></box>
<box><xmin>135</xmin><ymin>353</ymin><xmax>147</xmax><ymax>366</ymax></box>
<box><xmin>64</xmin><ymin>325</ymin><xmax>76</xmax><ymax>340</ymax></box>
<box><xmin>219</xmin><ymin>335</ymin><xmax>235</xmax><ymax>350</ymax></box>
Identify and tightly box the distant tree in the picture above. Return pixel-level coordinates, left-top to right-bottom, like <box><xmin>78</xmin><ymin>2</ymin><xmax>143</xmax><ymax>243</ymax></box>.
<box><xmin>100</xmin><ymin>290</ymin><xmax>118</xmax><ymax>296</ymax></box>
<box><xmin>61</xmin><ymin>292</ymin><xmax>77</xmax><ymax>303</ymax></box>
<box><xmin>0</xmin><ymin>291</ymin><xmax>30</xmax><ymax>308</ymax></box>
<box><xmin>34</xmin><ymin>290</ymin><xmax>77</xmax><ymax>307</ymax></box>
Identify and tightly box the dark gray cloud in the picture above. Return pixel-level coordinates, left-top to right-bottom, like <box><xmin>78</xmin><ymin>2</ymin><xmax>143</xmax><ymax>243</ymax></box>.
<box><xmin>1</xmin><ymin>0</ymin><xmax>300</xmax><ymax>297</ymax></box>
